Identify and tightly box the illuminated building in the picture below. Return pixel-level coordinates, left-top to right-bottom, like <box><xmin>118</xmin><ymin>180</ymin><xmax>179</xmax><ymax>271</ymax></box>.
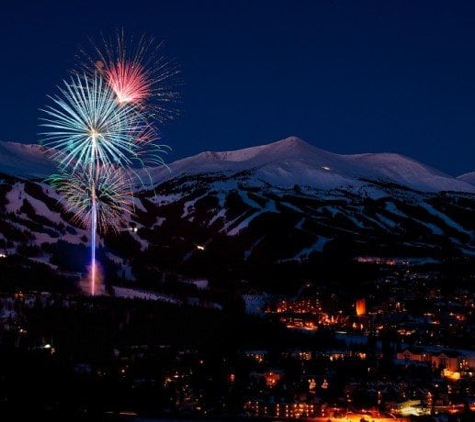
<box><xmin>356</xmin><ymin>298</ymin><xmax>366</xmax><ymax>316</ymax></box>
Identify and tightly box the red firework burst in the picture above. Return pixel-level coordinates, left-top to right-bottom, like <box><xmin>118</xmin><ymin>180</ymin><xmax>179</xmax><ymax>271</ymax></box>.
<box><xmin>78</xmin><ymin>28</ymin><xmax>182</xmax><ymax>122</ymax></box>
<box><xmin>105</xmin><ymin>60</ymin><xmax>151</xmax><ymax>105</ymax></box>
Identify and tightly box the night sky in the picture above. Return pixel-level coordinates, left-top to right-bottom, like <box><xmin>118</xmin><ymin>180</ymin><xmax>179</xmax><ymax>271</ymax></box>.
<box><xmin>1</xmin><ymin>0</ymin><xmax>475</xmax><ymax>176</ymax></box>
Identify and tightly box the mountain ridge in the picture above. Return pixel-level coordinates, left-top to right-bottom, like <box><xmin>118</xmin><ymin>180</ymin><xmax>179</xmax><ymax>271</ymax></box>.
<box><xmin>1</xmin><ymin>136</ymin><xmax>474</xmax><ymax>193</ymax></box>
<box><xmin>143</xmin><ymin>136</ymin><xmax>475</xmax><ymax>193</ymax></box>
<box><xmin>1</xmin><ymin>135</ymin><xmax>475</xmax><ymax>286</ymax></box>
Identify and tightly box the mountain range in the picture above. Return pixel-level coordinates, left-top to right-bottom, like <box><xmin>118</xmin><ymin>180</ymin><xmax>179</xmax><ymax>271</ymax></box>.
<box><xmin>1</xmin><ymin>136</ymin><xmax>475</xmax><ymax>287</ymax></box>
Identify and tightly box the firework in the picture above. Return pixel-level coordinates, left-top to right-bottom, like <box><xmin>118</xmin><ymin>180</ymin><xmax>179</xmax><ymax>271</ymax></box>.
<box><xmin>40</xmin><ymin>72</ymin><xmax>151</xmax><ymax>172</ymax></box>
<box><xmin>41</xmin><ymin>30</ymin><xmax>179</xmax><ymax>296</ymax></box>
<box><xmin>46</xmin><ymin>163</ymin><xmax>135</xmax><ymax>234</ymax></box>
<box><xmin>40</xmin><ymin>72</ymin><xmax>148</xmax><ymax>296</ymax></box>
<box><xmin>47</xmin><ymin>162</ymin><xmax>136</xmax><ymax>297</ymax></box>
<box><xmin>78</xmin><ymin>28</ymin><xmax>182</xmax><ymax>123</ymax></box>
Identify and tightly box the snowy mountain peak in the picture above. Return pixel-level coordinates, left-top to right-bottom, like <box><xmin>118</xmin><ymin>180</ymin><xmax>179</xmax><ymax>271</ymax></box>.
<box><xmin>195</xmin><ymin>136</ymin><xmax>308</xmax><ymax>162</ymax></box>
<box><xmin>0</xmin><ymin>137</ymin><xmax>475</xmax><ymax>194</ymax></box>
<box><xmin>146</xmin><ymin>137</ymin><xmax>475</xmax><ymax>194</ymax></box>
<box><xmin>458</xmin><ymin>171</ymin><xmax>475</xmax><ymax>186</ymax></box>
<box><xmin>0</xmin><ymin>141</ymin><xmax>56</xmax><ymax>179</ymax></box>
<box><xmin>259</xmin><ymin>136</ymin><xmax>317</xmax><ymax>155</ymax></box>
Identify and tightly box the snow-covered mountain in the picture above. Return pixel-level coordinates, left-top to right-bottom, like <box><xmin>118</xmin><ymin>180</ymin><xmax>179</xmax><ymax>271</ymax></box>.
<box><xmin>2</xmin><ymin>136</ymin><xmax>475</xmax><ymax>193</ymax></box>
<box><xmin>146</xmin><ymin>136</ymin><xmax>475</xmax><ymax>194</ymax></box>
<box><xmin>458</xmin><ymin>171</ymin><xmax>475</xmax><ymax>186</ymax></box>
<box><xmin>0</xmin><ymin>141</ymin><xmax>56</xmax><ymax>179</ymax></box>
<box><xmin>1</xmin><ymin>136</ymin><xmax>475</xmax><ymax>285</ymax></box>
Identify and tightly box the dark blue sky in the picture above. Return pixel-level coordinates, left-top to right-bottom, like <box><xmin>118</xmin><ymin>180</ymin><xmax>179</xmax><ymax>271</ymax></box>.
<box><xmin>1</xmin><ymin>0</ymin><xmax>475</xmax><ymax>176</ymax></box>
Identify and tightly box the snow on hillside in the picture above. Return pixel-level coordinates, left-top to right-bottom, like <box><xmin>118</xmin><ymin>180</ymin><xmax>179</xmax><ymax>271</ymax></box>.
<box><xmin>5</xmin><ymin>181</ymin><xmax>90</xmax><ymax>246</ymax></box>
<box><xmin>145</xmin><ymin>137</ymin><xmax>475</xmax><ymax>193</ymax></box>
<box><xmin>458</xmin><ymin>171</ymin><xmax>475</xmax><ymax>186</ymax></box>
<box><xmin>113</xmin><ymin>286</ymin><xmax>180</xmax><ymax>303</ymax></box>
<box><xmin>0</xmin><ymin>141</ymin><xmax>56</xmax><ymax>179</ymax></box>
<box><xmin>242</xmin><ymin>292</ymin><xmax>270</xmax><ymax>316</ymax></box>
<box><xmin>1</xmin><ymin>137</ymin><xmax>475</xmax><ymax>193</ymax></box>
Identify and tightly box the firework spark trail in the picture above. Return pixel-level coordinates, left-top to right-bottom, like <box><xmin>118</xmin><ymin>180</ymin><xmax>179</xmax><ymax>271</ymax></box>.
<box><xmin>91</xmin><ymin>190</ymin><xmax>97</xmax><ymax>296</ymax></box>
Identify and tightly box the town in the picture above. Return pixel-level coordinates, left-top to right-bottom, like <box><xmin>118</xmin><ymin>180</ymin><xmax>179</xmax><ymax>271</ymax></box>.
<box><xmin>1</xmin><ymin>256</ymin><xmax>475</xmax><ymax>422</ymax></box>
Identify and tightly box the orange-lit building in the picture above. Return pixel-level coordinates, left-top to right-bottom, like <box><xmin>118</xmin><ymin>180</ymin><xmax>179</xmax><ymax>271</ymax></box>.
<box><xmin>356</xmin><ymin>298</ymin><xmax>366</xmax><ymax>316</ymax></box>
